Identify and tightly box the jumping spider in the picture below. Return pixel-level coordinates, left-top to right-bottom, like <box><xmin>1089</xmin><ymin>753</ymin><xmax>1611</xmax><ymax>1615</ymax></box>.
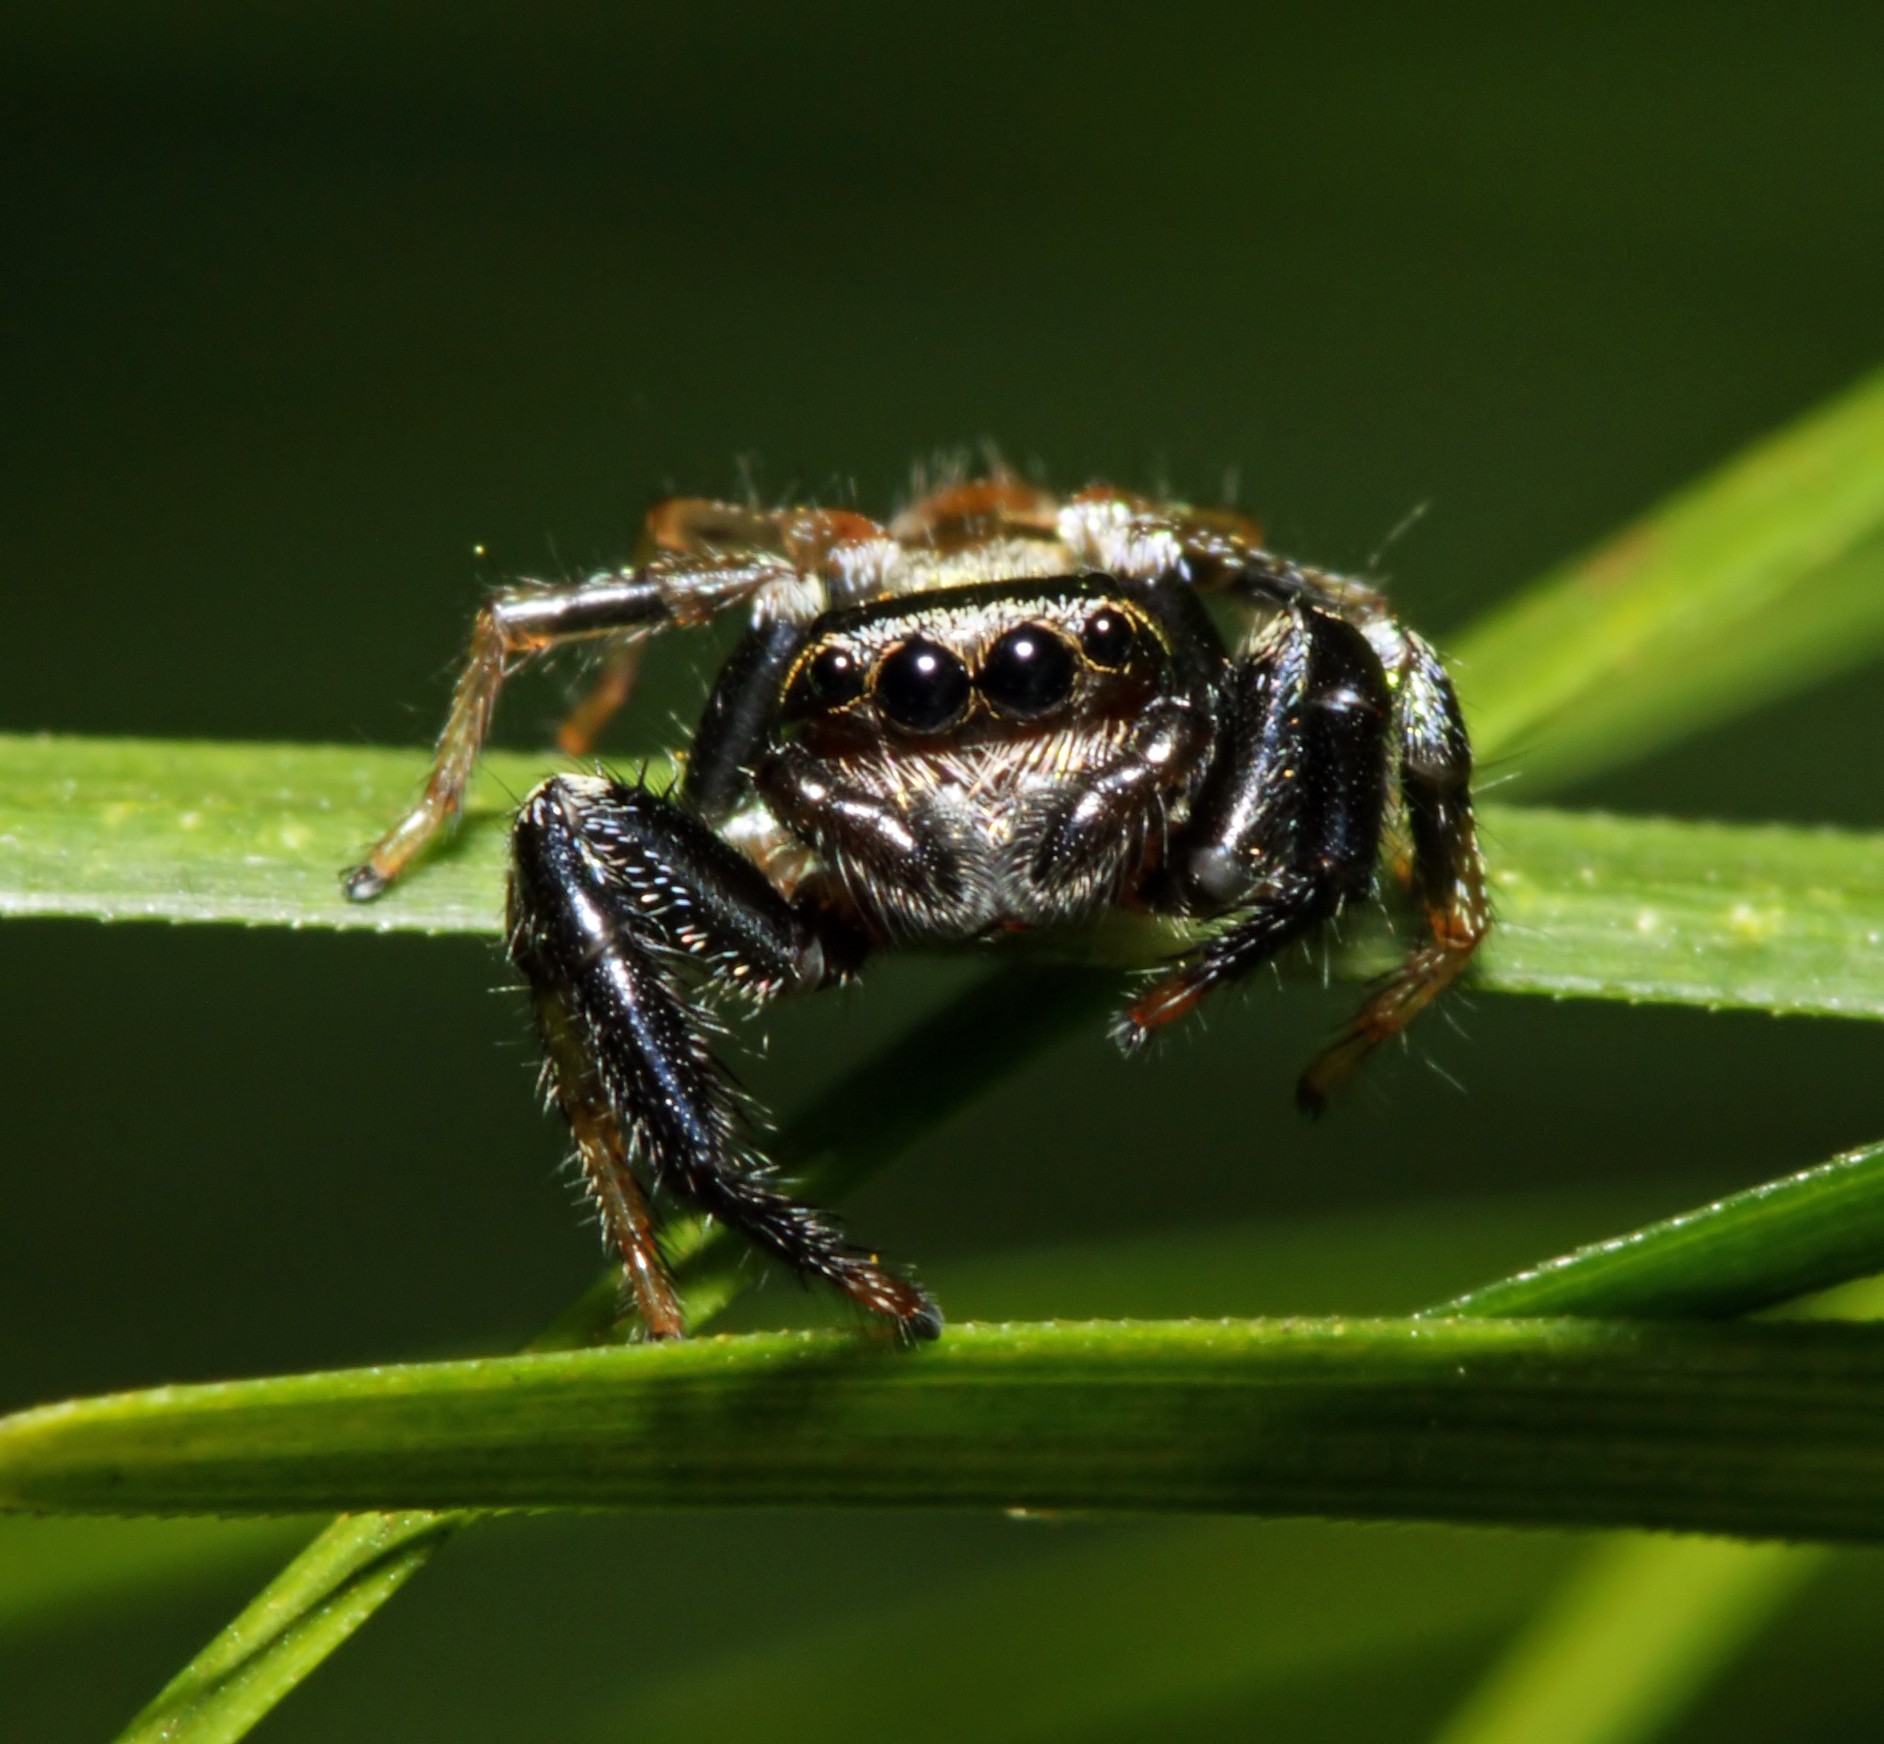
<box><xmin>344</xmin><ymin>478</ymin><xmax>1489</xmax><ymax>1341</ymax></box>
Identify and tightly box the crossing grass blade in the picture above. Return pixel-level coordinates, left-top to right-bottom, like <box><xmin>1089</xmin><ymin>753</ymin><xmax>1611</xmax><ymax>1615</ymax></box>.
<box><xmin>1453</xmin><ymin>365</ymin><xmax>1884</xmax><ymax>790</ymax></box>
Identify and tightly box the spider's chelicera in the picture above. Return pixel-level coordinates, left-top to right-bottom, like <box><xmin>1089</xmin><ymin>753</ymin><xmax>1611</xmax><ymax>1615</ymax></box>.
<box><xmin>344</xmin><ymin>478</ymin><xmax>1489</xmax><ymax>1341</ymax></box>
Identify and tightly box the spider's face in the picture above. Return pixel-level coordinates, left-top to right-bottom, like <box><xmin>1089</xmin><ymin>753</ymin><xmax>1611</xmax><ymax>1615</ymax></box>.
<box><xmin>777</xmin><ymin>576</ymin><xmax>1178</xmax><ymax>749</ymax></box>
<box><xmin>754</xmin><ymin>573</ymin><xmax>1224</xmax><ymax>941</ymax></box>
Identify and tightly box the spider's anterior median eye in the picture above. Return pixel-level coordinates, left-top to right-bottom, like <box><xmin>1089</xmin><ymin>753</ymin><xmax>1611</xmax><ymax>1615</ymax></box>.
<box><xmin>875</xmin><ymin>638</ymin><xmax>972</xmax><ymax>733</ymax></box>
<box><xmin>1079</xmin><ymin>607</ymin><xmax>1135</xmax><ymax>669</ymax></box>
<box><xmin>805</xmin><ymin>644</ymin><xmax>866</xmax><ymax>709</ymax></box>
<box><xmin>979</xmin><ymin>622</ymin><xmax>1077</xmax><ymax>717</ymax></box>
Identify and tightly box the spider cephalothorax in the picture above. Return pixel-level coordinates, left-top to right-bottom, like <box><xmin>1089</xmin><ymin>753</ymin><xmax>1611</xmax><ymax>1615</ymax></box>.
<box><xmin>345</xmin><ymin>477</ymin><xmax>1489</xmax><ymax>1340</ymax></box>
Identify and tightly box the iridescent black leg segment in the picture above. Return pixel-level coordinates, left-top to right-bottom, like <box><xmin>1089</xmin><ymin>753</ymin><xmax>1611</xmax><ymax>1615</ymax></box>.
<box><xmin>1125</xmin><ymin>608</ymin><xmax>1392</xmax><ymax>1066</ymax></box>
<box><xmin>1297</xmin><ymin>630</ymin><xmax>1490</xmax><ymax>1109</ymax></box>
<box><xmin>507</xmin><ymin>775</ymin><xmax>940</xmax><ymax>1339</ymax></box>
<box><xmin>683</xmin><ymin>620</ymin><xmax>808</xmax><ymax>823</ymax></box>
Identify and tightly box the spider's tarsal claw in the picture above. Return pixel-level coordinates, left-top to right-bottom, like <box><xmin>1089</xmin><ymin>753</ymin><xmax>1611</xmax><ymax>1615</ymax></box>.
<box><xmin>341</xmin><ymin>862</ymin><xmax>388</xmax><ymax>903</ymax></box>
<box><xmin>902</xmin><ymin>1298</ymin><xmax>946</xmax><ymax>1343</ymax></box>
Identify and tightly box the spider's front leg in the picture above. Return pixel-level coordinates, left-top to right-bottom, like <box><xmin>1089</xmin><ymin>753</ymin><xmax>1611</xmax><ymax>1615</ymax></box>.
<box><xmin>506</xmin><ymin>775</ymin><xmax>940</xmax><ymax>1340</ymax></box>
<box><xmin>1125</xmin><ymin>606</ymin><xmax>1489</xmax><ymax>1109</ymax></box>
<box><xmin>1122</xmin><ymin>606</ymin><xmax>1394</xmax><ymax>1080</ymax></box>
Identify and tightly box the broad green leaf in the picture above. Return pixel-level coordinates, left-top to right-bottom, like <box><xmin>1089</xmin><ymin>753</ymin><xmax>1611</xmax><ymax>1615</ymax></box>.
<box><xmin>7</xmin><ymin>737</ymin><xmax>1884</xmax><ymax>1023</ymax></box>
<box><xmin>14</xmin><ymin>1316</ymin><xmax>1884</xmax><ymax>1540</ymax></box>
<box><xmin>1455</xmin><ymin>365</ymin><xmax>1884</xmax><ymax>788</ymax></box>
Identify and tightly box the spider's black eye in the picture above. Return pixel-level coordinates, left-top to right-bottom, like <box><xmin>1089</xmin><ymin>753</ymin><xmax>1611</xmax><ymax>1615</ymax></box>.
<box><xmin>979</xmin><ymin>622</ymin><xmax>1077</xmax><ymax>717</ymax></box>
<box><xmin>875</xmin><ymin>638</ymin><xmax>972</xmax><ymax>733</ymax></box>
<box><xmin>805</xmin><ymin>644</ymin><xmax>865</xmax><ymax>709</ymax></box>
<box><xmin>1079</xmin><ymin>607</ymin><xmax>1135</xmax><ymax>669</ymax></box>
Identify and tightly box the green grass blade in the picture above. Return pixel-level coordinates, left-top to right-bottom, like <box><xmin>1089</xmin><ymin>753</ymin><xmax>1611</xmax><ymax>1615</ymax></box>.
<box><xmin>0</xmin><ymin>735</ymin><xmax>555</xmax><ymax>932</ymax></box>
<box><xmin>1433</xmin><ymin>1140</ymin><xmax>1884</xmax><ymax>1320</ymax></box>
<box><xmin>115</xmin><ymin>1512</ymin><xmax>460</xmax><ymax>1744</ymax></box>
<box><xmin>8</xmin><ymin>737</ymin><xmax>1884</xmax><ymax>1021</ymax></box>
<box><xmin>1454</xmin><ymin>366</ymin><xmax>1884</xmax><ymax>785</ymax></box>
<box><xmin>14</xmin><ymin>1317</ymin><xmax>1884</xmax><ymax>1540</ymax></box>
<box><xmin>1431</xmin><ymin>1535</ymin><xmax>1826</xmax><ymax>1744</ymax></box>
<box><xmin>1457</xmin><ymin>807</ymin><xmax>1884</xmax><ymax>1020</ymax></box>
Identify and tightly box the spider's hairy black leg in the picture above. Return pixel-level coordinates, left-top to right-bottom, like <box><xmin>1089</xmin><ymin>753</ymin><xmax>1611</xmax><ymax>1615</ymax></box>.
<box><xmin>682</xmin><ymin>620</ymin><xmax>808</xmax><ymax>823</ymax></box>
<box><xmin>1298</xmin><ymin>630</ymin><xmax>1490</xmax><ymax>1111</ymax></box>
<box><xmin>344</xmin><ymin>555</ymin><xmax>798</xmax><ymax>901</ymax></box>
<box><xmin>1122</xmin><ymin>607</ymin><xmax>1392</xmax><ymax>1063</ymax></box>
<box><xmin>507</xmin><ymin>776</ymin><xmax>941</xmax><ymax>1340</ymax></box>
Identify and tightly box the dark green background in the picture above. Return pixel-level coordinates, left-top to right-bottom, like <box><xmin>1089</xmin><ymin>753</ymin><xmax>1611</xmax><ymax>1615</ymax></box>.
<box><xmin>4</xmin><ymin>7</ymin><xmax>1884</xmax><ymax>1740</ymax></box>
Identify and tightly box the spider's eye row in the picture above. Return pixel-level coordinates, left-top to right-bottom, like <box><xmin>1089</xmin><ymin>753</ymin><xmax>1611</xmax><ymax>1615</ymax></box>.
<box><xmin>1079</xmin><ymin>607</ymin><xmax>1135</xmax><ymax>668</ymax></box>
<box><xmin>875</xmin><ymin>638</ymin><xmax>972</xmax><ymax>733</ymax></box>
<box><xmin>804</xmin><ymin>644</ymin><xmax>866</xmax><ymax>709</ymax></box>
<box><xmin>979</xmin><ymin>622</ymin><xmax>1076</xmax><ymax>718</ymax></box>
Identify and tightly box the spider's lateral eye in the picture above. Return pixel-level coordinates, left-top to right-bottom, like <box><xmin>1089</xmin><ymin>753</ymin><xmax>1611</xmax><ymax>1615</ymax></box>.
<box><xmin>875</xmin><ymin>638</ymin><xmax>972</xmax><ymax>733</ymax></box>
<box><xmin>805</xmin><ymin>644</ymin><xmax>865</xmax><ymax>709</ymax></box>
<box><xmin>979</xmin><ymin>622</ymin><xmax>1077</xmax><ymax>717</ymax></box>
<box><xmin>1079</xmin><ymin>608</ymin><xmax>1135</xmax><ymax>668</ymax></box>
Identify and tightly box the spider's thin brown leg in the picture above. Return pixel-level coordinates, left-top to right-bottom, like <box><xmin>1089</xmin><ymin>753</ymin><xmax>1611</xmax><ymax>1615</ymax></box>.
<box><xmin>346</xmin><ymin>498</ymin><xmax>903</xmax><ymax>902</ymax></box>
<box><xmin>535</xmin><ymin>991</ymin><xmax>685</xmax><ymax>1339</ymax></box>
<box><xmin>1297</xmin><ymin>630</ymin><xmax>1489</xmax><ymax>1111</ymax></box>
<box><xmin>344</xmin><ymin>556</ymin><xmax>803</xmax><ymax>902</ymax></box>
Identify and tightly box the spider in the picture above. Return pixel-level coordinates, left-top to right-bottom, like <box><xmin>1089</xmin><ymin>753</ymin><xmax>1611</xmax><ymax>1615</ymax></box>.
<box><xmin>344</xmin><ymin>476</ymin><xmax>1489</xmax><ymax>1341</ymax></box>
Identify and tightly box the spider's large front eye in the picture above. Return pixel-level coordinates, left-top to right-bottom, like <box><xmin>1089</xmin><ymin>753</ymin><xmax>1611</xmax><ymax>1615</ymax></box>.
<box><xmin>875</xmin><ymin>638</ymin><xmax>971</xmax><ymax>733</ymax></box>
<box><xmin>979</xmin><ymin>622</ymin><xmax>1076</xmax><ymax>717</ymax></box>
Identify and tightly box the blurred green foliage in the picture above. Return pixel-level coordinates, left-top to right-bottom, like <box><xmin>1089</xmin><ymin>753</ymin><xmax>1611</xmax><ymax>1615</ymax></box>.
<box><xmin>5</xmin><ymin>6</ymin><xmax>1884</xmax><ymax>1742</ymax></box>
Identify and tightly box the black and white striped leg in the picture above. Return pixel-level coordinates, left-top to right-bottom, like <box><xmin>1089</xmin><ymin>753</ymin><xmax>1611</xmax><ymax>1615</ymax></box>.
<box><xmin>506</xmin><ymin>775</ymin><xmax>940</xmax><ymax>1340</ymax></box>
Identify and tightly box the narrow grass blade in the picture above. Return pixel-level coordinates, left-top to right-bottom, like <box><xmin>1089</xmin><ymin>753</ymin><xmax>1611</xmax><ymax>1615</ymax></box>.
<box><xmin>15</xmin><ymin>1317</ymin><xmax>1884</xmax><ymax>1541</ymax></box>
<box><xmin>1432</xmin><ymin>1140</ymin><xmax>1884</xmax><ymax>1320</ymax></box>
<box><xmin>0</xmin><ymin>734</ymin><xmax>557</xmax><ymax>932</ymax></box>
<box><xmin>9</xmin><ymin>737</ymin><xmax>1884</xmax><ymax>1022</ymax></box>
<box><xmin>1454</xmin><ymin>366</ymin><xmax>1884</xmax><ymax>786</ymax></box>
<box><xmin>1436</xmin><ymin>807</ymin><xmax>1884</xmax><ymax>1021</ymax></box>
<box><xmin>115</xmin><ymin>1512</ymin><xmax>459</xmax><ymax>1744</ymax></box>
